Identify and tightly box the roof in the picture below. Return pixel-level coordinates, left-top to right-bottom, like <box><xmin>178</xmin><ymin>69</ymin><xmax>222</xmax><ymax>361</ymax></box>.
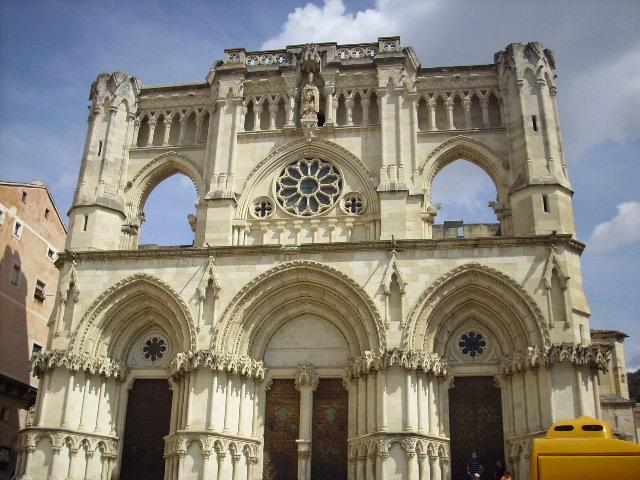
<box><xmin>599</xmin><ymin>393</ymin><xmax>636</xmax><ymax>406</ymax></box>
<box><xmin>0</xmin><ymin>180</ymin><xmax>67</xmax><ymax>234</ymax></box>
<box><xmin>591</xmin><ymin>329</ymin><xmax>629</xmax><ymax>340</ymax></box>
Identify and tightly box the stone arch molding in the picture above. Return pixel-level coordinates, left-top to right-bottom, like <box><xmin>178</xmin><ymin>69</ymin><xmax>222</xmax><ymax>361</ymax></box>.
<box><xmin>211</xmin><ymin>260</ymin><xmax>385</xmax><ymax>358</ymax></box>
<box><xmin>420</xmin><ymin>136</ymin><xmax>508</xmax><ymax>204</ymax></box>
<box><xmin>236</xmin><ymin>137</ymin><xmax>378</xmax><ymax>219</ymax></box>
<box><xmin>125</xmin><ymin>151</ymin><xmax>204</xmax><ymax>222</ymax></box>
<box><xmin>403</xmin><ymin>263</ymin><xmax>549</xmax><ymax>354</ymax></box>
<box><xmin>69</xmin><ymin>273</ymin><xmax>197</xmax><ymax>359</ymax></box>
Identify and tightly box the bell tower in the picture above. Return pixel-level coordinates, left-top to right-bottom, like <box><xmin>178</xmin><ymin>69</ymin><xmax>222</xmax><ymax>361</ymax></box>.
<box><xmin>495</xmin><ymin>42</ymin><xmax>576</xmax><ymax>236</ymax></box>
<box><xmin>67</xmin><ymin>71</ymin><xmax>140</xmax><ymax>250</ymax></box>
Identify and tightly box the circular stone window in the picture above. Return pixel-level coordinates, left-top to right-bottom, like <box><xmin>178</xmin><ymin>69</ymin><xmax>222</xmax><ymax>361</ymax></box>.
<box><xmin>251</xmin><ymin>197</ymin><xmax>275</xmax><ymax>219</ymax></box>
<box><xmin>458</xmin><ymin>331</ymin><xmax>487</xmax><ymax>358</ymax></box>
<box><xmin>136</xmin><ymin>332</ymin><xmax>171</xmax><ymax>366</ymax></box>
<box><xmin>275</xmin><ymin>158</ymin><xmax>342</xmax><ymax>216</ymax></box>
<box><xmin>341</xmin><ymin>192</ymin><xmax>365</xmax><ymax>215</ymax></box>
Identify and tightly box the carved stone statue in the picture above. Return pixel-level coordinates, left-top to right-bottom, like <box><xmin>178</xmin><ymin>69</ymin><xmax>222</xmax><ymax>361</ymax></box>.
<box><xmin>300</xmin><ymin>72</ymin><xmax>319</xmax><ymax>120</ymax></box>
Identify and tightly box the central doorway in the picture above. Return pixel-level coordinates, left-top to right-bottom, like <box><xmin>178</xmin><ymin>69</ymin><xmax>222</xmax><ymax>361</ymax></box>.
<box><xmin>311</xmin><ymin>379</ymin><xmax>348</xmax><ymax>480</ymax></box>
<box><xmin>448</xmin><ymin>376</ymin><xmax>505</xmax><ymax>480</ymax></box>
<box><xmin>120</xmin><ymin>379</ymin><xmax>172</xmax><ymax>480</ymax></box>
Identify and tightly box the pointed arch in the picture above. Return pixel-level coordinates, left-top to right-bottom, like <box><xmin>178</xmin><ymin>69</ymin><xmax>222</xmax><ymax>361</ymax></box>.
<box><xmin>420</xmin><ymin>135</ymin><xmax>507</xmax><ymax>204</ymax></box>
<box><xmin>237</xmin><ymin>137</ymin><xmax>378</xmax><ymax>219</ymax></box>
<box><xmin>69</xmin><ymin>273</ymin><xmax>196</xmax><ymax>358</ymax></box>
<box><xmin>403</xmin><ymin>263</ymin><xmax>549</xmax><ymax>354</ymax></box>
<box><xmin>126</xmin><ymin>151</ymin><xmax>204</xmax><ymax>218</ymax></box>
<box><xmin>211</xmin><ymin>260</ymin><xmax>385</xmax><ymax>358</ymax></box>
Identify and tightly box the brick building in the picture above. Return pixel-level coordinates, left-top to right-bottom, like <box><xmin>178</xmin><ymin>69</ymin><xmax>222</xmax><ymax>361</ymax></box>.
<box><xmin>0</xmin><ymin>181</ymin><xmax>66</xmax><ymax>478</ymax></box>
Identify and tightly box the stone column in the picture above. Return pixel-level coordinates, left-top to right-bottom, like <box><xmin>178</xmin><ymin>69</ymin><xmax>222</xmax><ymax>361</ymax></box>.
<box><xmin>405</xmin><ymin>369</ymin><xmax>415</xmax><ymax>431</ymax></box>
<box><xmin>62</xmin><ymin>371</ymin><xmax>75</xmax><ymax>428</ymax></box>
<box><xmin>537</xmin><ymin>77</ymin><xmax>557</xmax><ymax>175</ymax></box>
<box><xmin>445</xmin><ymin>99</ymin><xmax>454</xmax><ymax>130</ymax></box>
<box><xmin>428</xmin><ymin>377</ymin><xmax>438</xmax><ymax>435</ymax></box>
<box><xmin>480</xmin><ymin>98</ymin><xmax>490</xmax><ymax>128</ymax></box>
<box><xmin>361</xmin><ymin>96</ymin><xmax>370</xmax><ymax>125</ymax></box>
<box><xmin>378</xmin><ymin>369</ymin><xmax>388</xmax><ymax>431</ymax></box>
<box><xmin>195</xmin><ymin>114</ymin><xmax>204</xmax><ymax>143</ymax></box>
<box><xmin>377</xmin><ymin>88</ymin><xmax>389</xmax><ymax>183</ymax></box>
<box><xmin>345</xmin><ymin>97</ymin><xmax>354</xmax><ymax>126</ymax></box>
<box><xmin>366</xmin><ymin>453</ymin><xmax>376</xmax><ymax>479</ymax></box>
<box><xmin>238</xmin><ymin>379</ymin><xmax>246</xmax><ymax>435</ymax></box>
<box><xmin>286</xmin><ymin>91</ymin><xmax>296</xmax><ymax>128</ymax></box>
<box><xmin>21</xmin><ymin>446</ymin><xmax>35</xmax><ymax>480</ymax></box>
<box><xmin>83</xmin><ymin>450</ymin><xmax>94</xmax><ymax>480</ymax></box>
<box><xmin>294</xmin><ymin>363</ymin><xmax>318</xmax><ymax>480</ymax></box>
<box><xmin>36</xmin><ymin>371</ymin><xmax>51</xmax><ymax>426</ymax></box>
<box><xmin>146</xmin><ymin>119</ymin><xmax>157</xmax><ymax>146</ymax></box>
<box><xmin>216</xmin><ymin>450</ymin><xmax>226</xmax><ymax>480</ymax></box>
<box><xmin>238</xmin><ymin>105</ymin><xmax>247</xmax><ymax>133</ymax></box>
<box><xmin>366</xmin><ymin>372</ymin><xmax>376</xmax><ymax>433</ymax></box>
<box><xmin>417</xmin><ymin>373</ymin><xmax>426</xmax><ymax>433</ymax></box>
<box><xmin>418</xmin><ymin>453</ymin><xmax>429</xmax><ymax>480</ymax></box>
<box><xmin>94</xmin><ymin>377</ymin><xmax>106</xmax><ymax>433</ymax></box>
<box><xmin>430</xmin><ymin>455</ymin><xmax>441</xmax><ymax>480</ymax></box>
<box><xmin>405</xmin><ymin>442</ymin><xmax>418</xmax><ymax>480</ymax></box>
<box><xmin>427</xmin><ymin>99</ymin><xmax>436</xmax><ymax>131</ymax></box>
<box><xmin>185</xmin><ymin>372</ymin><xmax>194</xmax><ymax>430</ymax></box>
<box><xmin>67</xmin><ymin>447</ymin><xmax>79</xmax><ymax>479</ymax></box>
<box><xmin>251</xmin><ymin>380</ymin><xmax>260</xmax><ymax>438</ymax></box>
<box><xmin>253</xmin><ymin>104</ymin><xmax>261</xmax><ymax>131</ymax></box>
<box><xmin>162</xmin><ymin>117</ymin><xmax>172</xmax><ymax>146</ymax></box>
<box><xmin>408</xmin><ymin>93</ymin><xmax>419</xmax><ymax>184</ymax></box>
<box><xmin>223</xmin><ymin>373</ymin><xmax>233</xmax><ymax>433</ymax></box>
<box><xmin>324</xmin><ymin>87</ymin><xmax>335</xmax><ymax>125</ymax></box>
<box><xmin>178</xmin><ymin>115</ymin><xmax>188</xmax><ymax>145</ymax></box>
<box><xmin>376</xmin><ymin>450</ymin><xmax>388</xmax><ymax>480</ymax></box>
<box><xmin>268</xmin><ymin>103</ymin><xmax>277</xmax><ymax>130</ymax></box>
<box><xmin>463</xmin><ymin>97</ymin><xmax>471</xmax><ymax>129</ymax></box>
<box><xmin>357</xmin><ymin>377</ymin><xmax>366</xmax><ymax>435</ymax></box>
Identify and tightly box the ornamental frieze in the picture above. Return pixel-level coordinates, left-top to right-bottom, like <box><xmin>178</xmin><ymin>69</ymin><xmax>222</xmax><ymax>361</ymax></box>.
<box><xmin>169</xmin><ymin>350</ymin><xmax>266</xmax><ymax>380</ymax></box>
<box><xmin>346</xmin><ymin>348</ymin><xmax>448</xmax><ymax>378</ymax></box>
<box><xmin>499</xmin><ymin>342</ymin><xmax>610</xmax><ymax>375</ymax></box>
<box><xmin>164</xmin><ymin>432</ymin><xmax>259</xmax><ymax>462</ymax></box>
<box><xmin>30</xmin><ymin>350</ymin><xmax>128</xmax><ymax>379</ymax></box>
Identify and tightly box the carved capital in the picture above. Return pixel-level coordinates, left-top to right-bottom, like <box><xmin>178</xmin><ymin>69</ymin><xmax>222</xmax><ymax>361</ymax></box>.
<box><xmin>294</xmin><ymin>362</ymin><xmax>319</xmax><ymax>391</ymax></box>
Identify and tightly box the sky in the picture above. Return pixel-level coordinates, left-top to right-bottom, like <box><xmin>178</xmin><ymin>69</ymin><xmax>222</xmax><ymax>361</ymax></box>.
<box><xmin>0</xmin><ymin>0</ymin><xmax>638</xmax><ymax>369</ymax></box>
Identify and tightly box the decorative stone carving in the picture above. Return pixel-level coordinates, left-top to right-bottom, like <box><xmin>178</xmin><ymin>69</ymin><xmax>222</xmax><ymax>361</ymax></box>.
<box><xmin>169</xmin><ymin>350</ymin><xmax>266</xmax><ymax>380</ymax></box>
<box><xmin>346</xmin><ymin>348</ymin><xmax>448</xmax><ymax>378</ymax></box>
<box><xmin>499</xmin><ymin>343</ymin><xmax>610</xmax><ymax>375</ymax></box>
<box><xmin>294</xmin><ymin>362</ymin><xmax>319</xmax><ymax>391</ymax></box>
<box><xmin>300</xmin><ymin>73</ymin><xmax>320</xmax><ymax>121</ymax></box>
<box><xmin>31</xmin><ymin>350</ymin><xmax>128</xmax><ymax>379</ymax></box>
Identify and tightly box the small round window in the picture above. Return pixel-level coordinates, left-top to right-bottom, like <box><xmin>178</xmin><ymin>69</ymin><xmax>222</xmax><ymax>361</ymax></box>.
<box><xmin>458</xmin><ymin>331</ymin><xmax>486</xmax><ymax>358</ymax></box>
<box><xmin>275</xmin><ymin>158</ymin><xmax>342</xmax><ymax>216</ymax></box>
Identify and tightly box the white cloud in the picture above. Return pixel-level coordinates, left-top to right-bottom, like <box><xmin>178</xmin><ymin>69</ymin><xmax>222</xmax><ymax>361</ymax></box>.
<box><xmin>261</xmin><ymin>0</ymin><xmax>436</xmax><ymax>50</ymax></box>
<box><xmin>562</xmin><ymin>44</ymin><xmax>640</xmax><ymax>159</ymax></box>
<box><xmin>589</xmin><ymin>201</ymin><xmax>640</xmax><ymax>251</ymax></box>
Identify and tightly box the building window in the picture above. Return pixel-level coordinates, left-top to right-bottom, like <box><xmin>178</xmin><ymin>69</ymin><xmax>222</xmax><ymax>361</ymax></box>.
<box><xmin>531</xmin><ymin>115</ymin><xmax>538</xmax><ymax>132</ymax></box>
<box><xmin>97</xmin><ymin>140</ymin><xmax>103</xmax><ymax>156</ymax></box>
<box><xmin>31</xmin><ymin>343</ymin><xmax>42</xmax><ymax>358</ymax></box>
<box><xmin>10</xmin><ymin>264</ymin><xmax>20</xmax><ymax>285</ymax></box>
<box><xmin>21</xmin><ymin>191</ymin><xmax>27</xmax><ymax>203</ymax></box>
<box><xmin>13</xmin><ymin>220</ymin><xmax>23</xmax><ymax>238</ymax></box>
<box><xmin>34</xmin><ymin>279</ymin><xmax>46</xmax><ymax>302</ymax></box>
<box><xmin>542</xmin><ymin>194</ymin><xmax>550</xmax><ymax>213</ymax></box>
<box><xmin>45</xmin><ymin>208</ymin><xmax>50</xmax><ymax>219</ymax></box>
<box><xmin>274</xmin><ymin>157</ymin><xmax>343</xmax><ymax>216</ymax></box>
<box><xmin>82</xmin><ymin>214</ymin><xmax>89</xmax><ymax>231</ymax></box>
<box><xmin>47</xmin><ymin>247</ymin><xmax>56</xmax><ymax>261</ymax></box>
<box><xmin>0</xmin><ymin>407</ymin><xmax>10</xmax><ymax>422</ymax></box>
<box><xmin>458</xmin><ymin>331</ymin><xmax>487</xmax><ymax>358</ymax></box>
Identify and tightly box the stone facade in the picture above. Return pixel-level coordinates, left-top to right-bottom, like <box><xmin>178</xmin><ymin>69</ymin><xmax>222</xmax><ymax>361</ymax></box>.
<box><xmin>591</xmin><ymin>329</ymin><xmax>636</xmax><ymax>442</ymax></box>
<box><xmin>15</xmin><ymin>38</ymin><xmax>616</xmax><ymax>480</ymax></box>
<box><xmin>0</xmin><ymin>181</ymin><xmax>67</xmax><ymax>479</ymax></box>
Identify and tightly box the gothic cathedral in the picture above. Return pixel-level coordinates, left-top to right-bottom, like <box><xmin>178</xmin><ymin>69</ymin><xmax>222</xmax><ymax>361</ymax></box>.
<box><xmin>16</xmin><ymin>38</ymin><xmax>609</xmax><ymax>480</ymax></box>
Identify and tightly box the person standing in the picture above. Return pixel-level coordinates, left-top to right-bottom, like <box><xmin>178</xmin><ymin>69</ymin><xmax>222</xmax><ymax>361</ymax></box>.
<box><xmin>466</xmin><ymin>452</ymin><xmax>483</xmax><ymax>479</ymax></box>
<box><xmin>494</xmin><ymin>460</ymin><xmax>506</xmax><ymax>480</ymax></box>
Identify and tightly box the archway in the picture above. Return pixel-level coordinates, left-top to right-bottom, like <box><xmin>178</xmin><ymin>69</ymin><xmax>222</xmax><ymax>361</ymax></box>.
<box><xmin>138</xmin><ymin>173</ymin><xmax>197</xmax><ymax>246</ymax></box>
<box><xmin>421</xmin><ymin>137</ymin><xmax>510</xmax><ymax>237</ymax></box>
<box><xmin>214</xmin><ymin>261</ymin><xmax>382</xmax><ymax>480</ymax></box>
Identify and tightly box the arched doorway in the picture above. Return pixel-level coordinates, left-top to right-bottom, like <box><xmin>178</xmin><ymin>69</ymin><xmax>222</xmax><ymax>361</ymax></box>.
<box><xmin>119</xmin><ymin>379</ymin><xmax>172</xmax><ymax>480</ymax></box>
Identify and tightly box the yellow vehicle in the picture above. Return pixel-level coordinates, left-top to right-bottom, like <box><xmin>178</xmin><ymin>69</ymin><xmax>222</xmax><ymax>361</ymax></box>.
<box><xmin>531</xmin><ymin>416</ymin><xmax>640</xmax><ymax>479</ymax></box>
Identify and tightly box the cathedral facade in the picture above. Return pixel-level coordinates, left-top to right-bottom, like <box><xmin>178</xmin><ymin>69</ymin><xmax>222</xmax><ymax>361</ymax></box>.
<box><xmin>15</xmin><ymin>38</ymin><xmax>609</xmax><ymax>480</ymax></box>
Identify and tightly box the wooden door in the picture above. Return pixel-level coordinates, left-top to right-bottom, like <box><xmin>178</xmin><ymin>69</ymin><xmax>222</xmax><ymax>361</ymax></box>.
<box><xmin>263</xmin><ymin>379</ymin><xmax>300</xmax><ymax>480</ymax></box>
<box><xmin>119</xmin><ymin>379</ymin><xmax>172</xmax><ymax>480</ymax></box>
<box><xmin>311</xmin><ymin>378</ymin><xmax>348</xmax><ymax>480</ymax></box>
<box><xmin>448</xmin><ymin>376</ymin><xmax>505</xmax><ymax>480</ymax></box>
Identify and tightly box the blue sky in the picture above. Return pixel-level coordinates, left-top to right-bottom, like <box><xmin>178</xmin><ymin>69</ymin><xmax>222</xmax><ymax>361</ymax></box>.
<box><xmin>1</xmin><ymin>0</ymin><xmax>638</xmax><ymax>369</ymax></box>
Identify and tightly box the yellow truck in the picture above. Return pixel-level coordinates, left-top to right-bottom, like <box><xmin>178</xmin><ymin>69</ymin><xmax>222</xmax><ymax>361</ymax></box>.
<box><xmin>531</xmin><ymin>416</ymin><xmax>640</xmax><ymax>479</ymax></box>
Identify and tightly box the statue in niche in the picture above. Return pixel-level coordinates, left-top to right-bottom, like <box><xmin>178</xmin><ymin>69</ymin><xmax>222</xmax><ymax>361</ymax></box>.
<box><xmin>300</xmin><ymin>72</ymin><xmax>320</xmax><ymax>120</ymax></box>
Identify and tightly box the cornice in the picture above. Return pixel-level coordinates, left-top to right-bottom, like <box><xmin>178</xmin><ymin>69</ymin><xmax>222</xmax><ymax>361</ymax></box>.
<box><xmin>346</xmin><ymin>348</ymin><xmax>448</xmax><ymax>379</ymax></box>
<box><xmin>169</xmin><ymin>350</ymin><xmax>266</xmax><ymax>381</ymax></box>
<box><xmin>30</xmin><ymin>350</ymin><xmax>128</xmax><ymax>379</ymax></box>
<box><xmin>56</xmin><ymin>234</ymin><xmax>585</xmax><ymax>266</ymax></box>
<box><xmin>499</xmin><ymin>342</ymin><xmax>611</xmax><ymax>375</ymax></box>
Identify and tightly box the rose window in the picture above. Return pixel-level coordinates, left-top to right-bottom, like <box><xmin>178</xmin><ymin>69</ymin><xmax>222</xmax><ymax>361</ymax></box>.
<box><xmin>458</xmin><ymin>331</ymin><xmax>486</xmax><ymax>358</ymax></box>
<box><xmin>275</xmin><ymin>158</ymin><xmax>342</xmax><ymax>216</ymax></box>
<box><xmin>143</xmin><ymin>336</ymin><xmax>167</xmax><ymax>362</ymax></box>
